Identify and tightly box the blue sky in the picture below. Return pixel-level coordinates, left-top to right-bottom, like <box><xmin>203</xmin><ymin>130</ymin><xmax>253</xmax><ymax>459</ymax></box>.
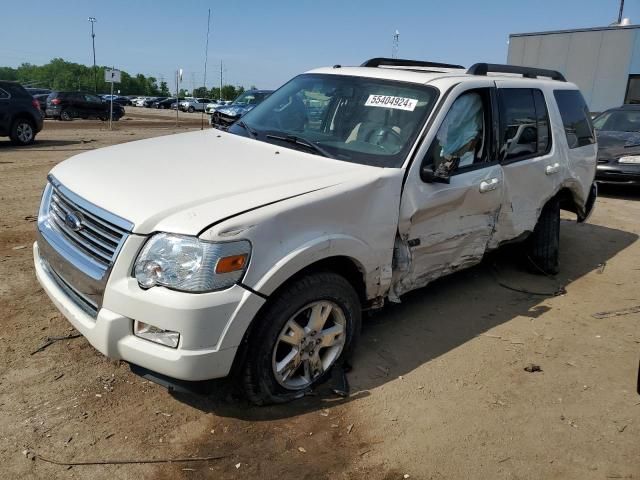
<box><xmin>1</xmin><ymin>0</ymin><xmax>638</xmax><ymax>90</ymax></box>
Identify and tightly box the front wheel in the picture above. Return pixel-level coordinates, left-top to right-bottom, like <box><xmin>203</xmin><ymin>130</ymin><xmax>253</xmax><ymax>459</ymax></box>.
<box><xmin>242</xmin><ymin>272</ymin><xmax>361</xmax><ymax>405</ymax></box>
<box><xmin>525</xmin><ymin>196</ymin><xmax>560</xmax><ymax>275</ymax></box>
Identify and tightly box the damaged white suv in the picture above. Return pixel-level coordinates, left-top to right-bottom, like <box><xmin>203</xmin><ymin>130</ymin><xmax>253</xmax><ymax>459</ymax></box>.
<box><xmin>34</xmin><ymin>58</ymin><xmax>597</xmax><ymax>404</ymax></box>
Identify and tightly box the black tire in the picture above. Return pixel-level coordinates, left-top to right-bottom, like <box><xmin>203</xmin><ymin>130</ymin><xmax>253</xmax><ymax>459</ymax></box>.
<box><xmin>242</xmin><ymin>272</ymin><xmax>361</xmax><ymax>405</ymax></box>
<box><xmin>526</xmin><ymin>196</ymin><xmax>560</xmax><ymax>275</ymax></box>
<box><xmin>60</xmin><ymin>110</ymin><xmax>72</xmax><ymax>121</ymax></box>
<box><xmin>9</xmin><ymin>118</ymin><xmax>35</xmax><ymax>146</ymax></box>
<box><xmin>187</xmin><ymin>106</ymin><xmax>195</xmax><ymax>113</ymax></box>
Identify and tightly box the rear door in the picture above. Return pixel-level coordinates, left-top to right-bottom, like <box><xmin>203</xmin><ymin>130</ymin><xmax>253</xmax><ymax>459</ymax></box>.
<box><xmin>490</xmin><ymin>82</ymin><xmax>560</xmax><ymax>244</ymax></box>
<box><xmin>0</xmin><ymin>87</ymin><xmax>10</xmax><ymax>133</ymax></box>
<box><xmin>396</xmin><ymin>81</ymin><xmax>504</xmax><ymax>296</ymax></box>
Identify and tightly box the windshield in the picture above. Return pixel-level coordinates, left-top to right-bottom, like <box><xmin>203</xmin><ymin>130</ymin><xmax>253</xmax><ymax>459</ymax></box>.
<box><xmin>233</xmin><ymin>91</ymin><xmax>270</xmax><ymax>106</ymax></box>
<box><xmin>230</xmin><ymin>74</ymin><xmax>438</xmax><ymax>167</ymax></box>
<box><xmin>593</xmin><ymin>110</ymin><xmax>640</xmax><ymax>132</ymax></box>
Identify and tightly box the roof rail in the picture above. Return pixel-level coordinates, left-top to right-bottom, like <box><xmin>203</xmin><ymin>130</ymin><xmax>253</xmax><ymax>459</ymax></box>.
<box><xmin>467</xmin><ymin>63</ymin><xmax>566</xmax><ymax>82</ymax></box>
<box><xmin>362</xmin><ymin>57</ymin><xmax>465</xmax><ymax>69</ymax></box>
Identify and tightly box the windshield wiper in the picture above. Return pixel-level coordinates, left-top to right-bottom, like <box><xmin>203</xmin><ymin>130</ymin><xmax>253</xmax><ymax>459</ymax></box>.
<box><xmin>235</xmin><ymin>120</ymin><xmax>257</xmax><ymax>139</ymax></box>
<box><xmin>265</xmin><ymin>134</ymin><xmax>336</xmax><ymax>159</ymax></box>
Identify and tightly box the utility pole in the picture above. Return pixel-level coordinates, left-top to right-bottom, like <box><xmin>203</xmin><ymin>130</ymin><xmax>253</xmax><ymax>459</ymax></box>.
<box><xmin>618</xmin><ymin>0</ymin><xmax>625</xmax><ymax>24</ymax></box>
<box><xmin>88</xmin><ymin>17</ymin><xmax>97</xmax><ymax>92</ymax></box>
<box><xmin>220</xmin><ymin>61</ymin><xmax>223</xmax><ymax>101</ymax></box>
<box><xmin>201</xmin><ymin>8</ymin><xmax>211</xmax><ymax>129</ymax></box>
<box><xmin>392</xmin><ymin>30</ymin><xmax>400</xmax><ymax>59</ymax></box>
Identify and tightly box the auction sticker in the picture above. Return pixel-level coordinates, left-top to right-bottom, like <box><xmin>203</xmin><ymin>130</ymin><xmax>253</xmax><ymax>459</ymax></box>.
<box><xmin>365</xmin><ymin>94</ymin><xmax>418</xmax><ymax>111</ymax></box>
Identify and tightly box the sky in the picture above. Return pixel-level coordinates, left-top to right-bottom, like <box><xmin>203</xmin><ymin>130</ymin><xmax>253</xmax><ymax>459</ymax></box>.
<box><xmin>1</xmin><ymin>0</ymin><xmax>639</xmax><ymax>91</ymax></box>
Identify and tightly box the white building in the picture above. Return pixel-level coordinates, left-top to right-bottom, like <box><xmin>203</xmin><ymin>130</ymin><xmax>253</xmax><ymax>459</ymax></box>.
<box><xmin>508</xmin><ymin>25</ymin><xmax>640</xmax><ymax>112</ymax></box>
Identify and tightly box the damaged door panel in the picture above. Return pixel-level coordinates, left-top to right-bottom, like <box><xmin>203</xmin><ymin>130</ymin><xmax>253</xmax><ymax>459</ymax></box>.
<box><xmin>490</xmin><ymin>85</ymin><xmax>562</xmax><ymax>246</ymax></box>
<box><xmin>394</xmin><ymin>85</ymin><xmax>503</xmax><ymax>299</ymax></box>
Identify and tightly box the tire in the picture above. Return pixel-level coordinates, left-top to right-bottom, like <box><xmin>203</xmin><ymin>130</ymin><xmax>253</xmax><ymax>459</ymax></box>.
<box><xmin>242</xmin><ymin>272</ymin><xmax>361</xmax><ymax>405</ymax></box>
<box><xmin>525</xmin><ymin>196</ymin><xmax>560</xmax><ymax>275</ymax></box>
<box><xmin>60</xmin><ymin>110</ymin><xmax>72</xmax><ymax>121</ymax></box>
<box><xmin>187</xmin><ymin>106</ymin><xmax>195</xmax><ymax>113</ymax></box>
<box><xmin>9</xmin><ymin>118</ymin><xmax>35</xmax><ymax>146</ymax></box>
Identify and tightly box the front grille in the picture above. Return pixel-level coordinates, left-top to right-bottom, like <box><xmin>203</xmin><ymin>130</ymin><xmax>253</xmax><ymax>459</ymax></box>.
<box><xmin>48</xmin><ymin>184</ymin><xmax>128</xmax><ymax>268</ymax></box>
<box><xmin>38</xmin><ymin>176</ymin><xmax>133</xmax><ymax>318</ymax></box>
<box><xmin>42</xmin><ymin>258</ymin><xmax>99</xmax><ymax>317</ymax></box>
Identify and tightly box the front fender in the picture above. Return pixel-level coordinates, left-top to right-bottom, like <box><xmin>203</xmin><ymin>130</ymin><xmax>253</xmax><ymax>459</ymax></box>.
<box><xmin>249</xmin><ymin>234</ymin><xmax>372</xmax><ymax>297</ymax></box>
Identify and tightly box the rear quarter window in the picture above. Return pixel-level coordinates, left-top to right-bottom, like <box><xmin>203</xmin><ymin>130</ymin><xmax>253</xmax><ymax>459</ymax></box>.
<box><xmin>553</xmin><ymin>90</ymin><xmax>595</xmax><ymax>149</ymax></box>
<box><xmin>0</xmin><ymin>83</ymin><xmax>29</xmax><ymax>98</ymax></box>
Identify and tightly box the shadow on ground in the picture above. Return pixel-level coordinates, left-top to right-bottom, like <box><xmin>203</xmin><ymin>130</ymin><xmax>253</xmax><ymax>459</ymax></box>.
<box><xmin>598</xmin><ymin>182</ymin><xmax>640</xmax><ymax>201</ymax></box>
<box><xmin>170</xmin><ymin>218</ymin><xmax>637</xmax><ymax>420</ymax></box>
<box><xmin>0</xmin><ymin>138</ymin><xmax>94</xmax><ymax>153</ymax></box>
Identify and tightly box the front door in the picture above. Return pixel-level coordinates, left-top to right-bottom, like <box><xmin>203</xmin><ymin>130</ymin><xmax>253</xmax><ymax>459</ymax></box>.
<box><xmin>395</xmin><ymin>84</ymin><xmax>503</xmax><ymax>297</ymax></box>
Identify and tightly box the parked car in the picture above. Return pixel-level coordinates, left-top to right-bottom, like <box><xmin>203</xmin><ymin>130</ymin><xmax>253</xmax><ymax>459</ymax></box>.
<box><xmin>204</xmin><ymin>101</ymin><xmax>222</xmax><ymax>114</ymax></box>
<box><xmin>33</xmin><ymin>59</ymin><xmax>597</xmax><ymax>404</ymax></box>
<box><xmin>102</xmin><ymin>95</ymin><xmax>132</xmax><ymax>107</ymax></box>
<box><xmin>180</xmin><ymin>98</ymin><xmax>211</xmax><ymax>113</ymax></box>
<box><xmin>153</xmin><ymin>97</ymin><xmax>183</xmax><ymax>109</ymax></box>
<box><xmin>25</xmin><ymin>87</ymin><xmax>51</xmax><ymax>96</ymax></box>
<box><xmin>171</xmin><ymin>97</ymin><xmax>194</xmax><ymax>110</ymax></box>
<box><xmin>592</xmin><ymin>104</ymin><xmax>640</xmax><ymax>185</ymax></box>
<box><xmin>210</xmin><ymin>90</ymin><xmax>273</xmax><ymax>130</ymax></box>
<box><xmin>0</xmin><ymin>80</ymin><xmax>44</xmax><ymax>145</ymax></box>
<box><xmin>46</xmin><ymin>92</ymin><xmax>125</xmax><ymax>121</ymax></box>
<box><xmin>134</xmin><ymin>97</ymin><xmax>151</xmax><ymax>107</ymax></box>
<box><xmin>33</xmin><ymin>93</ymin><xmax>49</xmax><ymax>115</ymax></box>
<box><xmin>143</xmin><ymin>97</ymin><xmax>166</xmax><ymax>108</ymax></box>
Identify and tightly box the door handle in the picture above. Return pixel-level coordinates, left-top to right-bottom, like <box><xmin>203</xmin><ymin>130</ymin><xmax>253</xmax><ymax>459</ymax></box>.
<box><xmin>545</xmin><ymin>162</ymin><xmax>560</xmax><ymax>175</ymax></box>
<box><xmin>479</xmin><ymin>178</ymin><xmax>500</xmax><ymax>193</ymax></box>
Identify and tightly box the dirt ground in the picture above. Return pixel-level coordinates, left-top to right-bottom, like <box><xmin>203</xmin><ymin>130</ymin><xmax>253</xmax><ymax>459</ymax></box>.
<box><xmin>0</xmin><ymin>109</ymin><xmax>638</xmax><ymax>480</ymax></box>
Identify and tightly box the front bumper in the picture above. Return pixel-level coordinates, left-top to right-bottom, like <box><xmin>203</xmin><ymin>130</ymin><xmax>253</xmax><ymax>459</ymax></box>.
<box><xmin>34</xmin><ymin>240</ymin><xmax>266</xmax><ymax>381</ymax></box>
<box><xmin>596</xmin><ymin>164</ymin><xmax>640</xmax><ymax>184</ymax></box>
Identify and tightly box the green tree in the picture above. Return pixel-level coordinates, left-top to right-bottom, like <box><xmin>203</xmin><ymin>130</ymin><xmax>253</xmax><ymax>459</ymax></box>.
<box><xmin>192</xmin><ymin>86</ymin><xmax>209</xmax><ymax>97</ymax></box>
<box><xmin>159</xmin><ymin>81</ymin><xmax>170</xmax><ymax>96</ymax></box>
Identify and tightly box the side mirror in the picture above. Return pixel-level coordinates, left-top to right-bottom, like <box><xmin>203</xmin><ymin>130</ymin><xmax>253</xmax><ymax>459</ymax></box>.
<box><xmin>420</xmin><ymin>163</ymin><xmax>451</xmax><ymax>184</ymax></box>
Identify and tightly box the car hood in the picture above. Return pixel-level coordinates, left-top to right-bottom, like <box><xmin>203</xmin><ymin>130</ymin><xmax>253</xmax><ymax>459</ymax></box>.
<box><xmin>596</xmin><ymin>130</ymin><xmax>640</xmax><ymax>159</ymax></box>
<box><xmin>50</xmin><ymin>130</ymin><xmax>378</xmax><ymax>235</ymax></box>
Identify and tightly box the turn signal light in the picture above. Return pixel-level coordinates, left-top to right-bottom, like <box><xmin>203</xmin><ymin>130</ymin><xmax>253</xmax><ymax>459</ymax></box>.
<box><xmin>215</xmin><ymin>254</ymin><xmax>247</xmax><ymax>274</ymax></box>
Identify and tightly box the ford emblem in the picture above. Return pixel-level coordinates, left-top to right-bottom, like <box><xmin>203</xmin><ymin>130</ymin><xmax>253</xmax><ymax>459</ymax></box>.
<box><xmin>64</xmin><ymin>212</ymin><xmax>83</xmax><ymax>232</ymax></box>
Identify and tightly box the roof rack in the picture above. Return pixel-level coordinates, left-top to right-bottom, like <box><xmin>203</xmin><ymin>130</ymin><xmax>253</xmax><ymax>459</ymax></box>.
<box><xmin>467</xmin><ymin>63</ymin><xmax>566</xmax><ymax>82</ymax></box>
<box><xmin>361</xmin><ymin>57</ymin><xmax>465</xmax><ymax>69</ymax></box>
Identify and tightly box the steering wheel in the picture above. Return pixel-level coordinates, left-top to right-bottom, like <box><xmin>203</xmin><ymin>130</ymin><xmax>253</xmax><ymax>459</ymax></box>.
<box><xmin>364</xmin><ymin>126</ymin><xmax>403</xmax><ymax>151</ymax></box>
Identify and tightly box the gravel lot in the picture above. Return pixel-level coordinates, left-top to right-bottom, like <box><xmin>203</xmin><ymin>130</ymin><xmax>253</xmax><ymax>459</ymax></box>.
<box><xmin>1</xmin><ymin>109</ymin><xmax>638</xmax><ymax>479</ymax></box>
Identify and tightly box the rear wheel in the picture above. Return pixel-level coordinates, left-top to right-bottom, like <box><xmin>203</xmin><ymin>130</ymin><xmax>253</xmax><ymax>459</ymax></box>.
<box><xmin>60</xmin><ymin>109</ymin><xmax>72</xmax><ymax>121</ymax></box>
<box><xmin>242</xmin><ymin>272</ymin><xmax>361</xmax><ymax>405</ymax></box>
<box><xmin>525</xmin><ymin>197</ymin><xmax>560</xmax><ymax>275</ymax></box>
<box><xmin>9</xmin><ymin>118</ymin><xmax>35</xmax><ymax>145</ymax></box>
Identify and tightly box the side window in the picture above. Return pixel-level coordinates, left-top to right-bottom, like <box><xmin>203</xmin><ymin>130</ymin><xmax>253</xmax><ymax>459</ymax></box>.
<box><xmin>499</xmin><ymin>88</ymin><xmax>551</xmax><ymax>162</ymax></box>
<box><xmin>0</xmin><ymin>88</ymin><xmax>9</xmax><ymax>99</ymax></box>
<box><xmin>425</xmin><ymin>89</ymin><xmax>489</xmax><ymax>175</ymax></box>
<box><xmin>553</xmin><ymin>90</ymin><xmax>595</xmax><ymax>149</ymax></box>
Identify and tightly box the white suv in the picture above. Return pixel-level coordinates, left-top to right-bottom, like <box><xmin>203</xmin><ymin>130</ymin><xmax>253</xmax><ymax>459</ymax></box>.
<box><xmin>34</xmin><ymin>58</ymin><xmax>597</xmax><ymax>404</ymax></box>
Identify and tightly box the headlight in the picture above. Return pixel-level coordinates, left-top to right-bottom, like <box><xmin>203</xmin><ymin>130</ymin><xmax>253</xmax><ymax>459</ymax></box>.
<box><xmin>134</xmin><ymin>233</ymin><xmax>250</xmax><ymax>292</ymax></box>
<box><xmin>218</xmin><ymin>108</ymin><xmax>236</xmax><ymax>116</ymax></box>
<box><xmin>618</xmin><ymin>155</ymin><xmax>640</xmax><ymax>164</ymax></box>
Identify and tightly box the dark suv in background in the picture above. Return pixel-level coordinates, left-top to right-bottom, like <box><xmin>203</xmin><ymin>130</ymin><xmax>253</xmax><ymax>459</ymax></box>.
<box><xmin>46</xmin><ymin>92</ymin><xmax>125</xmax><ymax>121</ymax></box>
<box><xmin>0</xmin><ymin>81</ymin><xmax>44</xmax><ymax>145</ymax></box>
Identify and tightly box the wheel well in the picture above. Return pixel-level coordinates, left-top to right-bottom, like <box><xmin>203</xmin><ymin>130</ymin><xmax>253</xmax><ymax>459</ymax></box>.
<box><xmin>11</xmin><ymin>113</ymin><xmax>35</xmax><ymax>127</ymax></box>
<box><xmin>268</xmin><ymin>256</ymin><xmax>367</xmax><ymax>306</ymax></box>
<box><xmin>557</xmin><ymin>187</ymin><xmax>580</xmax><ymax>216</ymax></box>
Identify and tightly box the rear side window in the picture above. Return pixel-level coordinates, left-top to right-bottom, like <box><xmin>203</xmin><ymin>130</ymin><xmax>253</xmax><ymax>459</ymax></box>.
<box><xmin>498</xmin><ymin>88</ymin><xmax>551</xmax><ymax>162</ymax></box>
<box><xmin>0</xmin><ymin>88</ymin><xmax>9</xmax><ymax>99</ymax></box>
<box><xmin>553</xmin><ymin>90</ymin><xmax>595</xmax><ymax>149</ymax></box>
<box><xmin>0</xmin><ymin>83</ymin><xmax>29</xmax><ymax>98</ymax></box>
